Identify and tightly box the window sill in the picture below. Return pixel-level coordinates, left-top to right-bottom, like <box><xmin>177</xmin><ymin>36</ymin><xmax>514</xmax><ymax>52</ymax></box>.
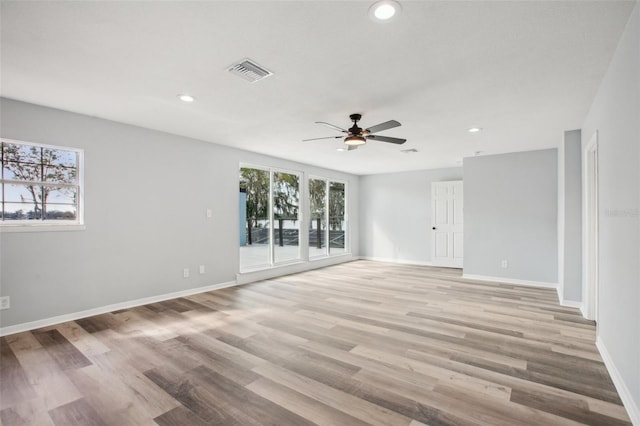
<box><xmin>0</xmin><ymin>224</ymin><xmax>86</xmax><ymax>233</ymax></box>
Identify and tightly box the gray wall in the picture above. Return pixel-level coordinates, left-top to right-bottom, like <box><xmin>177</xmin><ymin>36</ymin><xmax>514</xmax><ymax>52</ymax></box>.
<box><xmin>0</xmin><ymin>98</ymin><xmax>359</xmax><ymax>329</ymax></box>
<box><xmin>558</xmin><ymin>129</ymin><xmax>583</xmax><ymax>303</ymax></box>
<box><xmin>464</xmin><ymin>150</ymin><xmax>558</xmax><ymax>283</ymax></box>
<box><xmin>581</xmin><ymin>2</ymin><xmax>639</xmax><ymax>419</ymax></box>
<box><xmin>359</xmin><ymin>168</ymin><xmax>463</xmax><ymax>264</ymax></box>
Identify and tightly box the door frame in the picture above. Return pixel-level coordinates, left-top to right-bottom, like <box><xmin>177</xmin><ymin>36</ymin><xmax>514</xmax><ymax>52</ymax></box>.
<box><xmin>583</xmin><ymin>131</ymin><xmax>599</xmax><ymax>324</ymax></box>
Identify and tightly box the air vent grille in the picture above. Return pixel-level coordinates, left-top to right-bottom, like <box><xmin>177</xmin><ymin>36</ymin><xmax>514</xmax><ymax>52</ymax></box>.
<box><xmin>228</xmin><ymin>58</ymin><xmax>273</xmax><ymax>83</ymax></box>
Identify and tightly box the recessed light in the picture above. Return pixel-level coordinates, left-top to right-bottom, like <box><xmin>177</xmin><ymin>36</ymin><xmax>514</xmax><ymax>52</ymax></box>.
<box><xmin>468</xmin><ymin>127</ymin><xmax>482</xmax><ymax>133</ymax></box>
<box><xmin>177</xmin><ymin>94</ymin><xmax>195</xmax><ymax>103</ymax></box>
<box><xmin>336</xmin><ymin>148</ymin><xmax>346</xmax><ymax>152</ymax></box>
<box><xmin>369</xmin><ymin>0</ymin><xmax>401</xmax><ymax>22</ymax></box>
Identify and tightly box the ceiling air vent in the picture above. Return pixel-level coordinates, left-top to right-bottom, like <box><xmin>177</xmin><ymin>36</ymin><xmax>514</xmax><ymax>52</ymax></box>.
<box><xmin>228</xmin><ymin>58</ymin><xmax>273</xmax><ymax>83</ymax></box>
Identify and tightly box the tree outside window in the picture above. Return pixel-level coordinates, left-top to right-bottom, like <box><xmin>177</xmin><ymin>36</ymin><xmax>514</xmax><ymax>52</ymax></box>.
<box><xmin>1</xmin><ymin>140</ymin><xmax>81</xmax><ymax>224</ymax></box>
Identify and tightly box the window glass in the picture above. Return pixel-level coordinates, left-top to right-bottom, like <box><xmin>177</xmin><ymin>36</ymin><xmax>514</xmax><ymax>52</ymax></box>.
<box><xmin>273</xmin><ymin>172</ymin><xmax>300</xmax><ymax>263</ymax></box>
<box><xmin>239</xmin><ymin>167</ymin><xmax>270</xmax><ymax>269</ymax></box>
<box><xmin>1</xmin><ymin>140</ymin><xmax>82</xmax><ymax>225</ymax></box>
<box><xmin>309</xmin><ymin>178</ymin><xmax>327</xmax><ymax>257</ymax></box>
<box><xmin>239</xmin><ymin>166</ymin><xmax>347</xmax><ymax>271</ymax></box>
<box><xmin>329</xmin><ymin>181</ymin><xmax>346</xmax><ymax>254</ymax></box>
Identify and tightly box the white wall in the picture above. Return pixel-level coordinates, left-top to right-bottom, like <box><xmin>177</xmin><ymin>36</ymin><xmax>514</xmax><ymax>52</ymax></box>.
<box><xmin>358</xmin><ymin>168</ymin><xmax>462</xmax><ymax>264</ymax></box>
<box><xmin>558</xmin><ymin>129</ymin><xmax>582</xmax><ymax>305</ymax></box>
<box><xmin>581</xmin><ymin>3</ymin><xmax>639</xmax><ymax>421</ymax></box>
<box><xmin>463</xmin><ymin>150</ymin><xmax>558</xmax><ymax>285</ymax></box>
<box><xmin>0</xmin><ymin>98</ymin><xmax>359</xmax><ymax>331</ymax></box>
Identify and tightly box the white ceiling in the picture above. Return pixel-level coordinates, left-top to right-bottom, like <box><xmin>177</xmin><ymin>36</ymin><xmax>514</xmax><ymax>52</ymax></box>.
<box><xmin>1</xmin><ymin>1</ymin><xmax>636</xmax><ymax>175</ymax></box>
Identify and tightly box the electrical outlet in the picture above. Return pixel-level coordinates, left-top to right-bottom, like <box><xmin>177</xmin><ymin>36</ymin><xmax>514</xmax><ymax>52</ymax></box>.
<box><xmin>183</xmin><ymin>268</ymin><xmax>190</xmax><ymax>278</ymax></box>
<box><xmin>199</xmin><ymin>265</ymin><xmax>205</xmax><ymax>274</ymax></box>
<box><xmin>501</xmin><ymin>260</ymin><xmax>508</xmax><ymax>269</ymax></box>
<box><xmin>0</xmin><ymin>296</ymin><xmax>10</xmax><ymax>310</ymax></box>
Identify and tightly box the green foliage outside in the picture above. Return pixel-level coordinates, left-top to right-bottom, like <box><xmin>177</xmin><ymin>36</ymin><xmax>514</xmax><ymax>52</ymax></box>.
<box><xmin>240</xmin><ymin>168</ymin><xmax>345</xmax><ymax>234</ymax></box>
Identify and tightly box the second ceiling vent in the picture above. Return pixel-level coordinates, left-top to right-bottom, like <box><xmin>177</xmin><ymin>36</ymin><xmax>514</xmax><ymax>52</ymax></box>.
<box><xmin>228</xmin><ymin>58</ymin><xmax>273</xmax><ymax>83</ymax></box>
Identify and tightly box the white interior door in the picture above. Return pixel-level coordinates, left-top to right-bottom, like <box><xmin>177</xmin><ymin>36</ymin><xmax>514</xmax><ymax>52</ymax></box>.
<box><xmin>431</xmin><ymin>181</ymin><xmax>463</xmax><ymax>268</ymax></box>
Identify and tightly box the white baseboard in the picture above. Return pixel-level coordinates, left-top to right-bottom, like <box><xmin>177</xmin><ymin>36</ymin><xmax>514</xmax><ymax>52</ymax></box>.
<box><xmin>556</xmin><ymin>288</ymin><xmax>584</xmax><ymax>309</ymax></box>
<box><xmin>580</xmin><ymin>305</ymin><xmax>588</xmax><ymax>318</ymax></box>
<box><xmin>359</xmin><ymin>256</ymin><xmax>433</xmax><ymax>267</ymax></box>
<box><xmin>0</xmin><ymin>280</ymin><xmax>238</xmax><ymax>337</ymax></box>
<box><xmin>559</xmin><ymin>299</ymin><xmax>583</xmax><ymax>309</ymax></box>
<box><xmin>596</xmin><ymin>337</ymin><xmax>640</xmax><ymax>425</ymax></box>
<box><xmin>462</xmin><ymin>274</ymin><xmax>557</xmax><ymax>289</ymax></box>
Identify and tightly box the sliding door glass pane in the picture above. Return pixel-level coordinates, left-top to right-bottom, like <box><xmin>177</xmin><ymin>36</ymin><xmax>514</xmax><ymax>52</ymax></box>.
<box><xmin>329</xmin><ymin>182</ymin><xmax>346</xmax><ymax>254</ymax></box>
<box><xmin>239</xmin><ymin>167</ymin><xmax>270</xmax><ymax>270</ymax></box>
<box><xmin>273</xmin><ymin>172</ymin><xmax>299</xmax><ymax>263</ymax></box>
<box><xmin>309</xmin><ymin>178</ymin><xmax>327</xmax><ymax>257</ymax></box>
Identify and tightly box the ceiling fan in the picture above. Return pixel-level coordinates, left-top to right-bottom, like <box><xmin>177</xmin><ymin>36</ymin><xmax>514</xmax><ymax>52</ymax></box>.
<box><xmin>303</xmin><ymin>113</ymin><xmax>406</xmax><ymax>150</ymax></box>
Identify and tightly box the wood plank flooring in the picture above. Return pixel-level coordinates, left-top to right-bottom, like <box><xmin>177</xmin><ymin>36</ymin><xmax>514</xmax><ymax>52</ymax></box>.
<box><xmin>0</xmin><ymin>260</ymin><xmax>632</xmax><ymax>425</ymax></box>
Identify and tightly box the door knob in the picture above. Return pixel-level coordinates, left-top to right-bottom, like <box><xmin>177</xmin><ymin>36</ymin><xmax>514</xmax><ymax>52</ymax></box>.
<box><xmin>432</xmin><ymin>227</ymin><xmax>436</xmax><ymax>230</ymax></box>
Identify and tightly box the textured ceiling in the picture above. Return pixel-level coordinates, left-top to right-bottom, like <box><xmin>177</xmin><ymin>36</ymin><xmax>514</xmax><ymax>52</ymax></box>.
<box><xmin>1</xmin><ymin>1</ymin><xmax>636</xmax><ymax>175</ymax></box>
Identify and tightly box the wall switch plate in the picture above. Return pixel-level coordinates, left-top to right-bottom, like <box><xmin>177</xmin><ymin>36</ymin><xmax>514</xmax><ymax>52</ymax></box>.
<box><xmin>0</xmin><ymin>296</ymin><xmax>10</xmax><ymax>310</ymax></box>
<box><xmin>501</xmin><ymin>260</ymin><xmax>508</xmax><ymax>269</ymax></box>
<box><xmin>183</xmin><ymin>268</ymin><xmax>190</xmax><ymax>278</ymax></box>
<box><xmin>206</xmin><ymin>209</ymin><xmax>212</xmax><ymax>218</ymax></box>
<box><xmin>199</xmin><ymin>265</ymin><xmax>205</xmax><ymax>274</ymax></box>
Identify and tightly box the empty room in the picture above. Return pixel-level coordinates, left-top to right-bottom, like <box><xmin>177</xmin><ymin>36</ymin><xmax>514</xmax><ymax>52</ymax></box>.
<box><xmin>1</xmin><ymin>1</ymin><xmax>638</xmax><ymax>425</ymax></box>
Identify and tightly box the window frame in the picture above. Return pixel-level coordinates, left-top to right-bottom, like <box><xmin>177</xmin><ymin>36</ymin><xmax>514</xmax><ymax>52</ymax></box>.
<box><xmin>239</xmin><ymin>164</ymin><xmax>349</xmax><ymax>273</ymax></box>
<box><xmin>239</xmin><ymin>163</ymin><xmax>303</xmax><ymax>271</ymax></box>
<box><xmin>0</xmin><ymin>138</ymin><xmax>85</xmax><ymax>232</ymax></box>
<box><xmin>308</xmin><ymin>175</ymin><xmax>329</xmax><ymax>258</ymax></box>
<box><xmin>327</xmin><ymin>178</ymin><xmax>348</xmax><ymax>257</ymax></box>
<box><xmin>308</xmin><ymin>175</ymin><xmax>348</xmax><ymax>260</ymax></box>
<box><xmin>271</xmin><ymin>167</ymin><xmax>302</xmax><ymax>265</ymax></box>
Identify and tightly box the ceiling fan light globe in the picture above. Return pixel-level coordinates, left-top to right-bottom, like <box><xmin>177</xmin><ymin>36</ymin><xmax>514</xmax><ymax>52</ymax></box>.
<box><xmin>344</xmin><ymin>135</ymin><xmax>366</xmax><ymax>146</ymax></box>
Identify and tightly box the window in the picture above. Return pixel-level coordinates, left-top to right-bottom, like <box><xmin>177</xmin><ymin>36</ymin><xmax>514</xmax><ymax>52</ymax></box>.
<box><xmin>273</xmin><ymin>171</ymin><xmax>300</xmax><ymax>263</ymax></box>
<box><xmin>1</xmin><ymin>139</ymin><xmax>83</xmax><ymax>227</ymax></box>
<box><xmin>239</xmin><ymin>166</ymin><xmax>301</xmax><ymax>270</ymax></box>
<box><xmin>308</xmin><ymin>177</ymin><xmax>347</xmax><ymax>257</ymax></box>
<box><xmin>239</xmin><ymin>167</ymin><xmax>270</xmax><ymax>269</ymax></box>
<box><xmin>240</xmin><ymin>166</ymin><xmax>346</xmax><ymax>271</ymax></box>
<box><xmin>308</xmin><ymin>178</ymin><xmax>327</xmax><ymax>257</ymax></box>
<box><xmin>329</xmin><ymin>181</ymin><xmax>346</xmax><ymax>254</ymax></box>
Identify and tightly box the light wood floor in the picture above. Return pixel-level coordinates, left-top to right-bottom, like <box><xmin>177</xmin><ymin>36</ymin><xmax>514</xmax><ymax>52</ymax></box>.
<box><xmin>0</xmin><ymin>260</ymin><xmax>632</xmax><ymax>425</ymax></box>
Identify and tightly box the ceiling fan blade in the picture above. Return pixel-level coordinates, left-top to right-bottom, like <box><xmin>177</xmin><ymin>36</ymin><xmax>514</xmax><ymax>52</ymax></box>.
<box><xmin>315</xmin><ymin>121</ymin><xmax>348</xmax><ymax>133</ymax></box>
<box><xmin>302</xmin><ymin>136</ymin><xmax>343</xmax><ymax>142</ymax></box>
<box><xmin>366</xmin><ymin>135</ymin><xmax>407</xmax><ymax>144</ymax></box>
<box><xmin>365</xmin><ymin>120</ymin><xmax>401</xmax><ymax>134</ymax></box>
